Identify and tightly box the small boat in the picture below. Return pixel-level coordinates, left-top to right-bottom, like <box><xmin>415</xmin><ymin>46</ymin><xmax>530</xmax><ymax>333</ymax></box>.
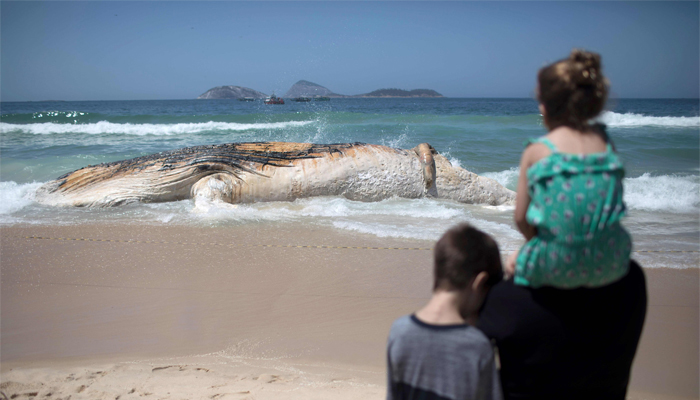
<box><xmin>293</xmin><ymin>97</ymin><xmax>311</xmax><ymax>102</ymax></box>
<box><xmin>238</xmin><ymin>97</ymin><xmax>255</xmax><ymax>102</ymax></box>
<box><xmin>314</xmin><ymin>96</ymin><xmax>330</xmax><ymax>101</ymax></box>
<box><xmin>264</xmin><ymin>95</ymin><xmax>285</xmax><ymax>105</ymax></box>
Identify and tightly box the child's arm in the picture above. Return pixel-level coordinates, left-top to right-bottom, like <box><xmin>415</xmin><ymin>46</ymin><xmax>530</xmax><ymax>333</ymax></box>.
<box><xmin>507</xmin><ymin>142</ymin><xmax>550</xmax><ymax>276</ymax></box>
<box><xmin>514</xmin><ymin>145</ymin><xmax>541</xmax><ymax>241</ymax></box>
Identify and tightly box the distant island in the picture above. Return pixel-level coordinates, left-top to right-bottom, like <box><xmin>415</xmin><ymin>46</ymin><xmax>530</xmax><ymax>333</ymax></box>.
<box><xmin>283</xmin><ymin>80</ymin><xmax>345</xmax><ymax>98</ymax></box>
<box><xmin>197</xmin><ymin>80</ymin><xmax>443</xmax><ymax>99</ymax></box>
<box><xmin>197</xmin><ymin>86</ymin><xmax>267</xmax><ymax>100</ymax></box>
<box><xmin>355</xmin><ymin>89</ymin><xmax>443</xmax><ymax>98</ymax></box>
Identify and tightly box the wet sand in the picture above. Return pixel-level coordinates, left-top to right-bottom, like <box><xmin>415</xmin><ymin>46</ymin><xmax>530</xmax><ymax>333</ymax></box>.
<box><xmin>1</xmin><ymin>224</ymin><xmax>698</xmax><ymax>399</ymax></box>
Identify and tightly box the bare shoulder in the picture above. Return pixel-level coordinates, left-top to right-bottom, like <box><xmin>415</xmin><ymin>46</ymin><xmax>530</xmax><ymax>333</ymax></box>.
<box><xmin>522</xmin><ymin>140</ymin><xmax>551</xmax><ymax>168</ymax></box>
<box><xmin>548</xmin><ymin>126</ymin><xmax>608</xmax><ymax>154</ymax></box>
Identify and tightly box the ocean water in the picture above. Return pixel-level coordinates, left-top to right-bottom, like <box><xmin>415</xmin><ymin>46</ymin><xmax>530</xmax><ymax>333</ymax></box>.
<box><xmin>1</xmin><ymin>98</ymin><xmax>698</xmax><ymax>268</ymax></box>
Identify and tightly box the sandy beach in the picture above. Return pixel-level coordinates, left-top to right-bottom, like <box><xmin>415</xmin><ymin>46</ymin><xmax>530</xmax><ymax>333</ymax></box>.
<box><xmin>1</xmin><ymin>223</ymin><xmax>698</xmax><ymax>399</ymax></box>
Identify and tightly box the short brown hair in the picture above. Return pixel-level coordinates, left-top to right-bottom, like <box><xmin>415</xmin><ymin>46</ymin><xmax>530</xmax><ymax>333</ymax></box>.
<box><xmin>433</xmin><ymin>223</ymin><xmax>503</xmax><ymax>291</ymax></box>
<box><xmin>538</xmin><ymin>49</ymin><xmax>609</xmax><ymax>130</ymax></box>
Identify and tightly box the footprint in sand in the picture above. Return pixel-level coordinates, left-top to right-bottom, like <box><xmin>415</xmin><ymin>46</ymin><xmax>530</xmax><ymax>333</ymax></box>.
<box><xmin>151</xmin><ymin>365</ymin><xmax>209</xmax><ymax>374</ymax></box>
<box><xmin>253</xmin><ymin>374</ymin><xmax>280</xmax><ymax>383</ymax></box>
<box><xmin>0</xmin><ymin>382</ymin><xmax>42</xmax><ymax>399</ymax></box>
<box><xmin>151</xmin><ymin>365</ymin><xmax>186</xmax><ymax>372</ymax></box>
<box><xmin>87</xmin><ymin>370</ymin><xmax>107</xmax><ymax>380</ymax></box>
<box><xmin>210</xmin><ymin>392</ymin><xmax>251</xmax><ymax>399</ymax></box>
<box><xmin>7</xmin><ymin>391</ymin><xmax>39</xmax><ymax>398</ymax></box>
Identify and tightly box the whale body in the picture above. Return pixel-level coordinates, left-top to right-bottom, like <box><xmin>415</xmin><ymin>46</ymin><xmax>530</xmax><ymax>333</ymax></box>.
<box><xmin>35</xmin><ymin>142</ymin><xmax>515</xmax><ymax>207</ymax></box>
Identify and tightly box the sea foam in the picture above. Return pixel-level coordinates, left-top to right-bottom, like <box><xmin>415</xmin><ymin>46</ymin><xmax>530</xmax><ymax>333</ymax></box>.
<box><xmin>597</xmin><ymin>111</ymin><xmax>700</xmax><ymax>128</ymax></box>
<box><xmin>482</xmin><ymin>167</ymin><xmax>699</xmax><ymax>214</ymax></box>
<box><xmin>0</xmin><ymin>181</ymin><xmax>42</xmax><ymax>215</ymax></box>
<box><xmin>623</xmin><ymin>173</ymin><xmax>699</xmax><ymax>213</ymax></box>
<box><xmin>0</xmin><ymin>120</ymin><xmax>314</xmax><ymax>136</ymax></box>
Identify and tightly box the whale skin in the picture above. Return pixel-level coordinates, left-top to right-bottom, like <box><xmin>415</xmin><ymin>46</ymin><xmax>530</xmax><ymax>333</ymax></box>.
<box><xmin>34</xmin><ymin>142</ymin><xmax>515</xmax><ymax>208</ymax></box>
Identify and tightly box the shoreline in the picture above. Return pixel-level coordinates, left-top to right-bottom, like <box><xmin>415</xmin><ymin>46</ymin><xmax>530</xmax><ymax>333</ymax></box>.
<box><xmin>1</xmin><ymin>223</ymin><xmax>698</xmax><ymax>399</ymax></box>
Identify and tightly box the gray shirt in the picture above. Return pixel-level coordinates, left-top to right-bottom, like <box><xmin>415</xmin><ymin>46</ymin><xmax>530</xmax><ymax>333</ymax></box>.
<box><xmin>387</xmin><ymin>315</ymin><xmax>503</xmax><ymax>400</ymax></box>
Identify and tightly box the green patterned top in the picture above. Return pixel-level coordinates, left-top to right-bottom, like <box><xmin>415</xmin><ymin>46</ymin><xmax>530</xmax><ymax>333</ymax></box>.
<box><xmin>514</xmin><ymin>137</ymin><xmax>631</xmax><ymax>288</ymax></box>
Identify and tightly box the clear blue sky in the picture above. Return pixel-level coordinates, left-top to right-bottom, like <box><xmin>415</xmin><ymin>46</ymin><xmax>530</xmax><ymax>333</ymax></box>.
<box><xmin>1</xmin><ymin>1</ymin><xmax>698</xmax><ymax>101</ymax></box>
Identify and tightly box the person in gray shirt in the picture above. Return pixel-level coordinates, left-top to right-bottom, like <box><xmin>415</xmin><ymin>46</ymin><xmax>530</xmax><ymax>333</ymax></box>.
<box><xmin>387</xmin><ymin>223</ymin><xmax>504</xmax><ymax>400</ymax></box>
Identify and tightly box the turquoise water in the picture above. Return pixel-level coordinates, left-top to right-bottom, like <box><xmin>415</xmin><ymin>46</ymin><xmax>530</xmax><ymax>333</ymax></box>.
<box><xmin>1</xmin><ymin>98</ymin><xmax>698</xmax><ymax>268</ymax></box>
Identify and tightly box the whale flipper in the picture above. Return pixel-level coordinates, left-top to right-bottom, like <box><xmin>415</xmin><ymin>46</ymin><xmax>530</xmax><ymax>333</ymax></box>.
<box><xmin>413</xmin><ymin>143</ymin><xmax>437</xmax><ymax>197</ymax></box>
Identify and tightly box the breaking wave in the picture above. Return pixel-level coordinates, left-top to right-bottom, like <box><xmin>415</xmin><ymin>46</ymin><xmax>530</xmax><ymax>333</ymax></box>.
<box><xmin>482</xmin><ymin>167</ymin><xmax>519</xmax><ymax>191</ymax></box>
<box><xmin>482</xmin><ymin>167</ymin><xmax>699</xmax><ymax>214</ymax></box>
<box><xmin>623</xmin><ymin>173</ymin><xmax>699</xmax><ymax>213</ymax></box>
<box><xmin>597</xmin><ymin>111</ymin><xmax>700</xmax><ymax>128</ymax></box>
<box><xmin>0</xmin><ymin>120</ymin><xmax>315</xmax><ymax>136</ymax></box>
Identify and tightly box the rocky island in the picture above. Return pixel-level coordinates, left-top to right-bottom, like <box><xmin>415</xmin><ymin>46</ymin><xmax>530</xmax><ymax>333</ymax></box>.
<box><xmin>197</xmin><ymin>86</ymin><xmax>267</xmax><ymax>100</ymax></box>
<box><xmin>283</xmin><ymin>80</ymin><xmax>345</xmax><ymax>98</ymax></box>
<box><xmin>197</xmin><ymin>81</ymin><xmax>443</xmax><ymax>99</ymax></box>
<box><xmin>355</xmin><ymin>88</ymin><xmax>443</xmax><ymax>98</ymax></box>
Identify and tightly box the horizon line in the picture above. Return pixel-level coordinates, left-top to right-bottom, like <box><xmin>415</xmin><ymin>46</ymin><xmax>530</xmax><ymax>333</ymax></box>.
<box><xmin>3</xmin><ymin>96</ymin><xmax>699</xmax><ymax>103</ymax></box>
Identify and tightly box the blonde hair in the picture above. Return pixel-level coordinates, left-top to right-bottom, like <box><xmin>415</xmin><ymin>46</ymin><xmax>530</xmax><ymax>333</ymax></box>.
<box><xmin>538</xmin><ymin>49</ymin><xmax>609</xmax><ymax>130</ymax></box>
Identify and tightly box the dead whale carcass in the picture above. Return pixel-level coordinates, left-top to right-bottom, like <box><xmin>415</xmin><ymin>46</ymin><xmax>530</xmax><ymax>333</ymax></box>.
<box><xmin>34</xmin><ymin>142</ymin><xmax>515</xmax><ymax>207</ymax></box>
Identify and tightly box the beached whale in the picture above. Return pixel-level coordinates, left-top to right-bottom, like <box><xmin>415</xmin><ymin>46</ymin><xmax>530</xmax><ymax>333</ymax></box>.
<box><xmin>34</xmin><ymin>142</ymin><xmax>515</xmax><ymax>207</ymax></box>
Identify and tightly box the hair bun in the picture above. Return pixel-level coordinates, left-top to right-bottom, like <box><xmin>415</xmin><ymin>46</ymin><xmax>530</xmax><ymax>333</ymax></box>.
<box><xmin>569</xmin><ymin>49</ymin><xmax>602</xmax><ymax>85</ymax></box>
<box><xmin>570</xmin><ymin>49</ymin><xmax>601</xmax><ymax>70</ymax></box>
<box><xmin>537</xmin><ymin>49</ymin><xmax>609</xmax><ymax>129</ymax></box>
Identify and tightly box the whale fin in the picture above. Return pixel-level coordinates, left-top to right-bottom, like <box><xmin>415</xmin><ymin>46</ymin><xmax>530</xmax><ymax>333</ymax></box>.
<box><xmin>413</xmin><ymin>143</ymin><xmax>437</xmax><ymax>196</ymax></box>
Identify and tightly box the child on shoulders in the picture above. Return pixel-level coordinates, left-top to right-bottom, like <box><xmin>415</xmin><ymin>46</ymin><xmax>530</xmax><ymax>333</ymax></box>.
<box><xmin>507</xmin><ymin>49</ymin><xmax>632</xmax><ymax>288</ymax></box>
<box><xmin>387</xmin><ymin>223</ymin><xmax>504</xmax><ymax>400</ymax></box>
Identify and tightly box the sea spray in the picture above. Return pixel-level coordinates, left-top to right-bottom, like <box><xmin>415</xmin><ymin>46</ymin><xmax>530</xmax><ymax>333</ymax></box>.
<box><xmin>482</xmin><ymin>167</ymin><xmax>519</xmax><ymax>191</ymax></box>
<box><xmin>0</xmin><ymin>182</ymin><xmax>42</xmax><ymax>215</ymax></box>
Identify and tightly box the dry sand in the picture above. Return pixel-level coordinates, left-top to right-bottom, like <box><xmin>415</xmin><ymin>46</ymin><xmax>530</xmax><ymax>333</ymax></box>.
<box><xmin>1</xmin><ymin>223</ymin><xmax>698</xmax><ymax>399</ymax></box>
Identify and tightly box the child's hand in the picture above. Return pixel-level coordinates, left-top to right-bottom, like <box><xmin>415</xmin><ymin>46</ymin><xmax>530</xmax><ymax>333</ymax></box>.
<box><xmin>504</xmin><ymin>251</ymin><xmax>518</xmax><ymax>279</ymax></box>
